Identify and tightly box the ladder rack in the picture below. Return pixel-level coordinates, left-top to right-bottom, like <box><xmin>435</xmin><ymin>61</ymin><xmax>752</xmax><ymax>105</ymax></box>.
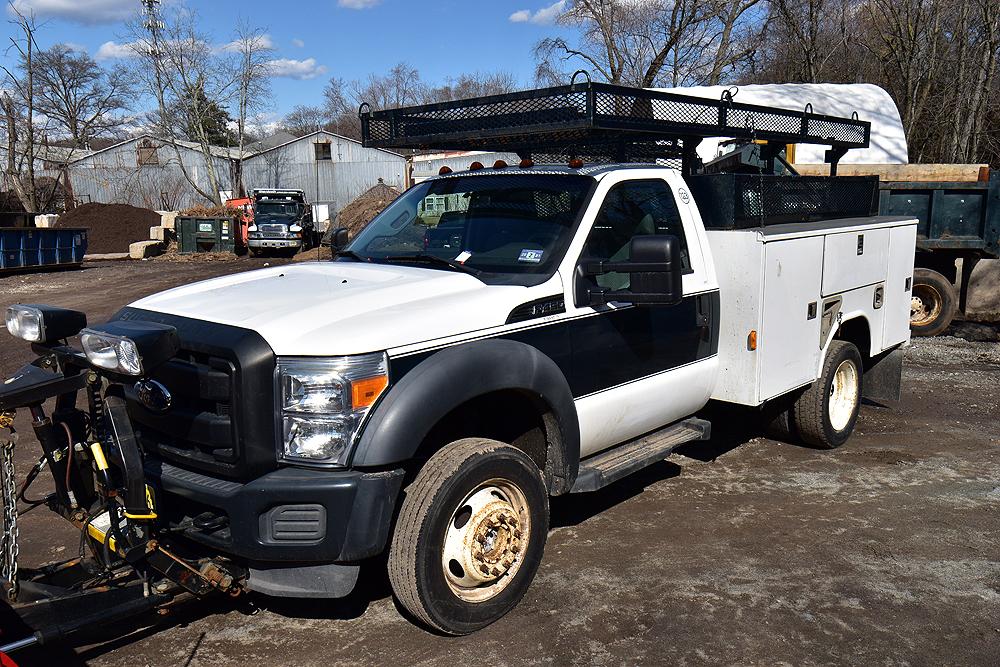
<box><xmin>360</xmin><ymin>81</ymin><xmax>871</xmax><ymax>174</ymax></box>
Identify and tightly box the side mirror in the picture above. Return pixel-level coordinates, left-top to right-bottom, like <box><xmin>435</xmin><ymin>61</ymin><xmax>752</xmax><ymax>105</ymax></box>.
<box><xmin>578</xmin><ymin>234</ymin><xmax>684</xmax><ymax>307</ymax></box>
<box><xmin>329</xmin><ymin>227</ymin><xmax>350</xmax><ymax>258</ymax></box>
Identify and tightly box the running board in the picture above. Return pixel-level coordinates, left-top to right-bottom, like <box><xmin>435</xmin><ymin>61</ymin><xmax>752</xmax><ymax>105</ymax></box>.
<box><xmin>570</xmin><ymin>418</ymin><xmax>711</xmax><ymax>493</ymax></box>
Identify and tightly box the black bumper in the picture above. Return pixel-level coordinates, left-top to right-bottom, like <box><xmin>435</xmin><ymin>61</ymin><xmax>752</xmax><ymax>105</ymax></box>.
<box><xmin>144</xmin><ymin>458</ymin><xmax>405</xmax><ymax>563</ymax></box>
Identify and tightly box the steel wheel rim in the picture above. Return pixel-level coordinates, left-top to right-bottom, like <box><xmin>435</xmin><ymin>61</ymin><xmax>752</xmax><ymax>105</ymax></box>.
<box><xmin>441</xmin><ymin>478</ymin><xmax>530</xmax><ymax>603</ymax></box>
<box><xmin>910</xmin><ymin>285</ymin><xmax>942</xmax><ymax>326</ymax></box>
<box><xmin>828</xmin><ymin>359</ymin><xmax>859</xmax><ymax>432</ymax></box>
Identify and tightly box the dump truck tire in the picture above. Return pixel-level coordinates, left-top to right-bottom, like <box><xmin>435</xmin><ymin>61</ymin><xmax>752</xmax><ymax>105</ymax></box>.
<box><xmin>910</xmin><ymin>268</ymin><xmax>957</xmax><ymax>337</ymax></box>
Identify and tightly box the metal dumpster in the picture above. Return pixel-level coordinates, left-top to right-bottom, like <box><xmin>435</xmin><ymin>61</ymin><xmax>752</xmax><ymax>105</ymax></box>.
<box><xmin>177</xmin><ymin>217</ymin><xmax>238</xmax><ymax>254</ymax></box>
<box><xmin>0</xmin><ymin>227</ymin><xmax>88</xmax><ymax>274</ymax></box>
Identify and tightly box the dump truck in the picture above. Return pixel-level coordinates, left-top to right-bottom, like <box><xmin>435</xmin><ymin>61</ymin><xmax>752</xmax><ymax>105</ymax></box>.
<box><xmin>0</xmin><ymin>81</ymin><xmax>916</xmax><ymax>650</ymax></box>
<box><xmin>246</xmin><ymin>188</ymin><xmax>316</xmax><ymax>256</ymax></box>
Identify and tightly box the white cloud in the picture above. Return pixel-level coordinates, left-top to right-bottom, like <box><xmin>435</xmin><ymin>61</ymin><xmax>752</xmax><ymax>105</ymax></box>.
<box><xmin>291</xmin><ymin>38</ymin><xmax>305</xmax><ymax>48</ymax></box>
<box><xmin>266</xmin><ymin>58</ymin><xmax>328</xmax><ymax>80</ymax></box>
<box><xmin>95</xmin><ymin>40</ymin><xmax>142</xmax><ymax>60</ymax></box>
<box><xmin>337</xmin><ymin>0</ymin><xmax>380</xmax><ymax>8</ymax></box>
<box><xmin>217</xmin><ymin>34</ymin><xmax>275</xmax><ymax>53</ymax></box>
<box><xmin>509</xmin><ymin>1</ymin><xmax>566</xmax><ymax>25</ymax></box>
<box><xmin>8</xmin><ymin>0</ymin><xmax>135</xmax><ymax>25</ymax></box>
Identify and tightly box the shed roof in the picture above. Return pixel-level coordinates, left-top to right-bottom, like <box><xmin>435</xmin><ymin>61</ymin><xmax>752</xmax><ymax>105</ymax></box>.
<box><xmin>245</xmin><ymin>129</ymin><xmax>404</xmax><ymax>160</ymax></box>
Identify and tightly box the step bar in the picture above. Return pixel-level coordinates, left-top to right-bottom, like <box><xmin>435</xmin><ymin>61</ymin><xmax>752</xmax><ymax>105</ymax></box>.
<box><xmin>570</xmin><ymin>418</ymin><xmax>711</xmax><ymax>493</ymax></box>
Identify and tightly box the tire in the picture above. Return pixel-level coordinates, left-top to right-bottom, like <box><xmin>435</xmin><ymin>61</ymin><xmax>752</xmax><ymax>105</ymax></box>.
<box><xmin>910</xmin><ymin>268</ymin><xmax>957</xmax><ymax>337</ymax></box>
<box><xmin>793</xmin><ymin>341</ymin><xmax>863</xmax><ymax>449</ymax></box>
<box><xmin>388</xmin><ymin>438</ymin><xmax>548</xmax><ymax>635</ymax></box>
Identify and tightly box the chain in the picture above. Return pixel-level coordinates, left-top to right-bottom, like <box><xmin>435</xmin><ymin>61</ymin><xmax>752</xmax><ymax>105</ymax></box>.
<box><xmin>1</xmin><ymin>412</ymin><xmax>19</xmax><ymax>602</ymax></box>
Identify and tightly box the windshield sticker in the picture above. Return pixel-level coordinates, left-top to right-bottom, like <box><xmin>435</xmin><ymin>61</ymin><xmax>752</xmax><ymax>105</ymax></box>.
<box><xmin>518</xmin><ymin>249</ymin><xmax>544</xmax><ymax>263</ymax></box>
<box><xmin>454</xmin><ymin>251</ymin><xmax>472</xmax><ymax>263</ymax></box>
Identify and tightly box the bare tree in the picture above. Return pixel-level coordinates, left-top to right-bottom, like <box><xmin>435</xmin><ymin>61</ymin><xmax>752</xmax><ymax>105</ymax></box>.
<box><xmin>230</xmin><ymin>23</ymin><xmax>274</xmax><ymax>195</ymax></box>
<box><xmin>282</xmin><ymin>104</ymin><xmax>331</xmax><ymax>136</ymax></box>
<box><xmin>31</xmin><ymin>44</ymin><xmax>134</xmax><ymax>150</ymax></box>
<box><xmin>1</xmin><ymin>2</ymin><xmax>41</xmax><ymax>212</ymax></box>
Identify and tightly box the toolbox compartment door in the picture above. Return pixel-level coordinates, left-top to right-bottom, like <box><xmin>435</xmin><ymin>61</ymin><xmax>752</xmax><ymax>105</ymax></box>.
<box><xmin>759</xmin><ymin>236</ymin><xmax>824</xmax><ymax>402</ymax></box>
<box><xmin>821</xmin><ymin>228</ymin><xmax>890</xmax><ymax>296</ymax></box>
<box><xmin>882</xmin><ymin>224</ymin><xmax>917</xmax><ymax>348</ymax></box>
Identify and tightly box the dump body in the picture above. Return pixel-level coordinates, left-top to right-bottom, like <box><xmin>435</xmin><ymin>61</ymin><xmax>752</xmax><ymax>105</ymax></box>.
<box><xmin>0</xmin><ymin>227</ymin><xmax>88</xmax><ymax>273</ymax></box>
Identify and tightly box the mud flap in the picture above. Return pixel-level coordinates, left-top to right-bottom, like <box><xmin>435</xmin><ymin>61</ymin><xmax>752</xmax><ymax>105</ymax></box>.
<box><xmin>862</xmin><ymin>347</ymin><xmax>904</xmax><ymax>401</ymax></box>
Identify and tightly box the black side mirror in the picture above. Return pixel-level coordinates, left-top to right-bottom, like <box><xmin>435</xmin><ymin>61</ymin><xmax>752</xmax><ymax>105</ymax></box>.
<box><xmin>578</xmin><ymin>234</ymin><xmax>684</xmax><ymax>307</ymax></box>
<box><xmin>329</xmin><ymin>227</ymin><xmax>350</xmax><ymax>258</ymax></box>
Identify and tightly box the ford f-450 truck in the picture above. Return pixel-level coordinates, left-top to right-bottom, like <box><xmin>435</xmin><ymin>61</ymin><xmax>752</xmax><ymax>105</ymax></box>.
<box><xmin>0</xmin><ymin>83</ymin><xmax>916</xmax><ymax>648</ymax></box>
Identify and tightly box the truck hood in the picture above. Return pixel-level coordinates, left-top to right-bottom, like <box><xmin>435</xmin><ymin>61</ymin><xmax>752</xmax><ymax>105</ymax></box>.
<box><xmin>129</xmin><ymin>262</ymin><xmax>550</xmax><ymax>356</ymax></box>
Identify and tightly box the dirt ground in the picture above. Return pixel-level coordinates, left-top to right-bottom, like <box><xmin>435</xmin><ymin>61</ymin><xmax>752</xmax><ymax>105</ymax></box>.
<box><xmin>1</xmin><ymin>258</ymin><xmax>999</xmax><ymax>666</ymax></box>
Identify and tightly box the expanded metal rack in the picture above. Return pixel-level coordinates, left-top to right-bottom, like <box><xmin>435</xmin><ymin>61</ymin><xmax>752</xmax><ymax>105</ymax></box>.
<box><xmin>360</xmin><ymin>78</ymin><xmax>871</xmax><ymax>174</ymax></box>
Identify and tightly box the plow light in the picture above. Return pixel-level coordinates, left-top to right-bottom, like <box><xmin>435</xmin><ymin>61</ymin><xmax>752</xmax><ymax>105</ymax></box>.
<box><xmin>80</xmin><ymin>321</ymin><xmax>180</xmax><ymax>378</ymax></box>
<box><xmin>5</xmin><ymin>304</ymin><xmax>87</xmax><ymax>343</ymax></box>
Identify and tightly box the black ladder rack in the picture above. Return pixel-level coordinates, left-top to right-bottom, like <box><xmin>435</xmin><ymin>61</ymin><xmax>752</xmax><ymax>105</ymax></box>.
<box><xmin>360</xmin><ymin>81</ymin><xmax>871</xmax><ymax>173</ymax></box>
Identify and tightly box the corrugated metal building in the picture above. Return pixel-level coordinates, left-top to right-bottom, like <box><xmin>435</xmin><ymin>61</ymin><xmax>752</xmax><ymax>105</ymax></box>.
<box><xmin>411</xmin><ymin>151</ymin><xmax>520</xmax><ymax>182</ymax></box>
<box><xmin>240</xmin><ymin>131</ymin><xmax>407</xmax><ymax>226</ymax></box>
<box><xmin>49</xmin><ymin>135</ymin><xmax>240</xmax><ymax>211</ymax></box>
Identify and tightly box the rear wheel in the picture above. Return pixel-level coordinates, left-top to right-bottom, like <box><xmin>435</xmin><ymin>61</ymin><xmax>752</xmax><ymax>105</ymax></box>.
<box><xmin>910</xmin><ymin>268</ymin><xmax>957</xmax><ymax>337</ymax></box>
<box><xmin>388</xmin><ymin>438</ymin><xmax>548</xmax><ymax>635</ymax></box>
<box><xmin>793</xmin><ymin>341</ymin><xmax>862</xmax><ymax>449</ymax></box>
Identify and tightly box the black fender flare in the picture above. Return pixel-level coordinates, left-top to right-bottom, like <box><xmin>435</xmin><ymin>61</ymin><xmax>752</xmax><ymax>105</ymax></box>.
<box><xmin>351</xmin><ymin>339</ymin><xmax>580</xmax><ymax>494</ymax></box>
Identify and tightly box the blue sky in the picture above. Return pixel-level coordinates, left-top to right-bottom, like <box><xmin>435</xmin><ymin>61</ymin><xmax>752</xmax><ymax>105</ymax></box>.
<box><xmin>4</xmin><ymin>0</ymin><xmax>576</xmax><ymax>118</ymax></box>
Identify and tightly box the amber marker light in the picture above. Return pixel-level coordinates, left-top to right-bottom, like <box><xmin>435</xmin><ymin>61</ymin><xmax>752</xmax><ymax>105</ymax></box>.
<box><xmin>469</xmin><ymin>161</ymin><xmax>485</xmax><ymax>170</ymax></box>
<box><xmin>351</xmin><ymin>375</ymin><xmax>389</xmax><ymax>410</ymax></box>
<box><xmin>493</xmin><ymin>160</ymin><xmax>508</xmax><ymax>169</ymax></box>
<box><xmin>519</xmin><ymin>158</ymin><xmax>534</xmax><ymax>168</ymax></box>
<box><xmin>568</xmin><ymin>158</ymin><xmax>584</xmax><ymax>169</ymax></box>
<box><xmin>438</xmin><ymin>166</ymin><xmax>453</xmax><ymax>175</ymax></box>
<box><xmin>747</xmin><ymin>330</ymin><xmax>758</xmax><ymax>351</ymax></box>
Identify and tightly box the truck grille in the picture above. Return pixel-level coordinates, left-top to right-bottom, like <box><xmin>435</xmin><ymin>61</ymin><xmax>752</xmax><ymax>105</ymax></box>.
<box><xmin>128</xmin><ymin>351</ymin><xmax>240</xmax><ymax>467</ymax></box>
<box><xmin>258</xmin><ymin>224</ymin><xmax>286</xmax><ymax>233</ymax></box>
<box><xmin>115</xmin><ymin>307</ymin><xmax>277</xmax><ymax>481</ymax></box>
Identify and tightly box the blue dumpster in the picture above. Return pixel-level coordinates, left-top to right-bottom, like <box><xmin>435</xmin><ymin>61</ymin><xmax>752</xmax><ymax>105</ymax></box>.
<box><xmin>0</xmin><ymin>227</ymin><xmax>88</xmax><ymax>274</ymax></box>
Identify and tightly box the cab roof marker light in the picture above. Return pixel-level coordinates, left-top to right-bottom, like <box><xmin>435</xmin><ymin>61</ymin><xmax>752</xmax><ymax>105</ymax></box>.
<box><xmin>439</xmin><ymin>166</ymin><xmax>453</xmax><ymax>175</ymax></box>
<box><xmin>519</xmin><ymin>158</ymin><xmax>534</xmax><ymax>168</ymax></box>
<box><xmin>568</xmin><ymin>158</ymin><xmax>584</xmax><ymax>169</ymax></box>
<box><xmin>493</xmin><ymin>160</ymin><xmax>508</xmax><ymax>169</ymax></box>
<box><xmin>469</xmin><ymin>161</ymin><xmax>484</xmax><ymax>171</ymax></box>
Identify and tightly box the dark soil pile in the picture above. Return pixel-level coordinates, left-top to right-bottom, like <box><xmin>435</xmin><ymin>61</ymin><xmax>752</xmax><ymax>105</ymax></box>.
<box><xmin>338</xmin><ymin>181</ymin><xmax>400</xmax><ymax>238</ymax></box>
<box><xmin>56</xmin><ymin>203</ymin><xmax>160</xmax><ymax>253</ymax></box>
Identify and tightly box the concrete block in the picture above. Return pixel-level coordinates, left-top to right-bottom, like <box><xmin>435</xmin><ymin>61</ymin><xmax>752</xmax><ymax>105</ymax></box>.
<box><xmin>129</xmin><ymin>240</ymin><xmax>164</xmax><ymax>259</ymax></box>
<box><xmin>34</xmin><ymin>213</ymin><xmax>59</xmax><ymax>228</ymax></box>
<box><xmin>965</xmin><ymin>258</ymin><xmax>1000</xmax><ymax>321</ymax></box>
<box><xmin>150</xmin><ymin>225</ymin><xmax>166</xmax><ymax>241</ymax></box>
<box><xmin>157</xmin><ymin>210</ymin><xmax>179</xmax><ymax>229</ymax></box>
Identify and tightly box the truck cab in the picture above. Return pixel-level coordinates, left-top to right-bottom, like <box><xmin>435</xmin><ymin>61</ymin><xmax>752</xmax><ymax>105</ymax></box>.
<box><xmin>247</xmin><ymin>188</ymin><xmax>315</xmax><ymax>255</ymax></box>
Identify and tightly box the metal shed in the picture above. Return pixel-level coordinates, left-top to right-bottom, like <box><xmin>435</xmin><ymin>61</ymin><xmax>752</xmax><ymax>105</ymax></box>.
<box><xmin>240</xmin><ymin>130</ymin><xmax>407</xmax><ymax>228</ymax></box>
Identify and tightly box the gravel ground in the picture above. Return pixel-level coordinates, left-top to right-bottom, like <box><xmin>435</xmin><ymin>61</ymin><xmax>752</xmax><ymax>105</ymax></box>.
<box><xmin>0</xmin><ymin>259</ymin><xmax>998</xmax><ymax>666</ymax></box>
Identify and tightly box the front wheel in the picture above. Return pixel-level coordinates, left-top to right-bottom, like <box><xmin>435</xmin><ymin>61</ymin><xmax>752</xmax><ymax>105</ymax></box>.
<box><xmin>793</xmin><ymin>341</ymin><xmax>863</xmax><ymax>449</ymax></box>
<box><xmin>388</xmin><ymin>438</ymin><xmax>548</xmax><ymax>635</ymax></box>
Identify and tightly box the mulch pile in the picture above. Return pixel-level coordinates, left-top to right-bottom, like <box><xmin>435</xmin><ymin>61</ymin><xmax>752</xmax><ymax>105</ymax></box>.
<box><xmin>337</xmin><ymin>181</ymin><xmax>401</xmax><ymax>238</ymax></box>
<box><xmin>56</xmin><ymin>203</ymin><xmax>160</xmax><ymax>254</ymax></box>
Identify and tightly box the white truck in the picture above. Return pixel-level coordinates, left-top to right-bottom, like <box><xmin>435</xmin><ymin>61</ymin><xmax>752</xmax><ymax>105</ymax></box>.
<box><xmin>0</xmin><ymin>83</ymin><xmax>916</xmax><ymax>650</ymax></box>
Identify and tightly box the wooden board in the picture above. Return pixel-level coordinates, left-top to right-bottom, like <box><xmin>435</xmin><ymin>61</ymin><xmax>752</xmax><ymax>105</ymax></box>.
<box><xmin>791</xmin><ymin>163</ymin><xmax>989</xmax><ymax>182</ymax></box>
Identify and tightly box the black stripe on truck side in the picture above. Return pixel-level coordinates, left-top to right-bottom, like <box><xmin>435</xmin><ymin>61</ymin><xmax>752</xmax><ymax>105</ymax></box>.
<box><xmin>390</xmin><ymin>290</ymin><xmax>720</xmax><ymax>399</ymax></box>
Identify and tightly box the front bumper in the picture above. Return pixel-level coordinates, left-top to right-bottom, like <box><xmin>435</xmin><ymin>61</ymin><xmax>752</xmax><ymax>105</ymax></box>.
<box><xmin>248</xmin><ymin>238</ymin><xmax>301</xmax><ymax>249</ymax></box>
<box><xmin>144</xmin><ymin>458</ymin><xmax>405</xmax><ymax>563</ymax></box>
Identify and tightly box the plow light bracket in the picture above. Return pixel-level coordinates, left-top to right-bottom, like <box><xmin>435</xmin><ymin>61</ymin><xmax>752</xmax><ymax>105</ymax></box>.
<box><xmin>5</xmin><ymin>304</ymin><xmax>87</xmax><ymax>343</ymax></box>
<box><xmin>80</xmin><ymin>321</ymin><xmax>180</xmax><ymax>378</ymax></box>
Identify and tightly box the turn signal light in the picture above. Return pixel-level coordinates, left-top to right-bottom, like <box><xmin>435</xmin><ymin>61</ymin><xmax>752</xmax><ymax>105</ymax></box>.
<box><xmin>351</xmin><ymin>375</ymin><xmax>389</xmax><ymax>409</ymax></box>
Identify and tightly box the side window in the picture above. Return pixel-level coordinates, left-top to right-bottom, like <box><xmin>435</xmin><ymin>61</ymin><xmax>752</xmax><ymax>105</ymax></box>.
<box><xmin>582</xmin><ymin>179</ymin><xmax>690</xmax><ymax>290</ymax></box>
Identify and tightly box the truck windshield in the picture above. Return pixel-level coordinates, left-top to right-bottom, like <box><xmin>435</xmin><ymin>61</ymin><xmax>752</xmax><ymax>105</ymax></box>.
<box><xmin>256</xmin><ymin>202</ymin><xmax>299</xmax><ymax>217</ymax></box>
<box><xmin>347</xmin><ymin>174</ymin><xmax>593</xmax><ymax>278</ymax></box>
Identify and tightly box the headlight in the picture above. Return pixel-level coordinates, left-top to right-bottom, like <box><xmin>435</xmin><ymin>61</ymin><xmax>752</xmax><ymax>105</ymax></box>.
<box><xmin>248</xmin><ymin>225</ymin><xmax>258</xmax><ymax>232</ymax></box>
<box><xmin>5</xmin><ymin>305</ymin><xmax>44</xmax><ymax>342</ymax></box>
<box><xmin>278</xmin><ymin>353</ymin><xmax>388</xmax><ymax>465</ymax></box>
<box><xmin>80</xmin><ymin>329</ymin><xmax>143</xmax><ymax>376</ymax></box>
<box><xmin>5</xmin><ymin>304</ymin><xmax>87</xmax><ymax>342</ymax></box>
<box><xmin>289</xmin><ymin>224</ymin><xmax>302</xmax><ymax>233</ymax></box>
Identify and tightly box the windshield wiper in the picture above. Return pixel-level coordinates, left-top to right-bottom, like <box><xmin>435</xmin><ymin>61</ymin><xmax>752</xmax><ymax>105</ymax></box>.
<box><xmin>381</xmin><ymin>253</ymin><xmax>482</xmax><ymax>276</ymax></box>
<box><xmin>333</xmin><ymin>249</ymin><xmax>368</xmax><ymax>262</ymax></box>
